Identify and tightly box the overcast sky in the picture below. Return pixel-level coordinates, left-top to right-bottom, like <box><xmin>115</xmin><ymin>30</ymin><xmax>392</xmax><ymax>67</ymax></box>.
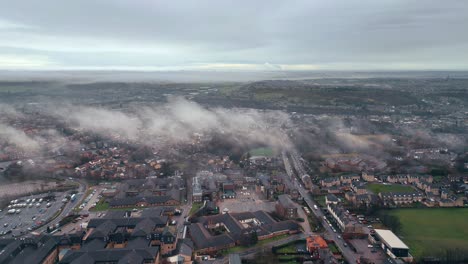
<box><xmin>0</xmin><ymin>0</ymin><xmax>467</xmax><ymax>71</ymax></box>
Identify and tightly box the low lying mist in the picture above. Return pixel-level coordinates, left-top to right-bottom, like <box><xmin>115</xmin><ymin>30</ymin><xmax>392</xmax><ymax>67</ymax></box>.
<box><xmin>1</xmin><ymin>98</ymin><xmax>293</xmax><ymax>157</ymax></box>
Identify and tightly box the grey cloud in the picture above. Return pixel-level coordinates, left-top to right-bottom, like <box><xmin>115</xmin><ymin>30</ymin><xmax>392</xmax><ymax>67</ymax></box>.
<box><xmin>0</xmin><ymin>123</ymin><xmax>41</xmax><ymax>152</ymax></box>
<box><xmin>0</xmin><ymin>0</ymin><xmax>467</xmax><ymax>69</ymax></box>
<box><xmin>56</xmin><ymin>106</ymin><xmax>143</xmax><ymax>141</ymax></box>
<box><xmin>45</xmin><ymin>97</ymin><xmax>293</xmax><ymax>150</ymax></box>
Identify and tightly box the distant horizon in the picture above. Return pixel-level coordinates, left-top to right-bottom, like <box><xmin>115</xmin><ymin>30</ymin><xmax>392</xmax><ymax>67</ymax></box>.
<box><xmin>2</xmin><ymin>68</ymin><xmax>468</xmax><ymax>72</ymax></box>
<box><xmin>1</xmin><ymin>69</ymin><xmax>468</xmax><ymax>83</ymax></box>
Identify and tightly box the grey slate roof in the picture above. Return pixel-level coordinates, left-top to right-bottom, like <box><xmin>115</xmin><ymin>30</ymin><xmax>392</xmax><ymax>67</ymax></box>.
<box><xmin>0</xmin><ymin>235</ymin><xmax>59</xmax><ymax>264</ymax></box>
<box><xmin>127</xmin><ymin>237</ymin><xmax>150</xmax><ymax>249</ymax></box>
<box><xmin>277</xmin><ymin>194</ymin><xmax>295</xmax><ymax>208</ymax></box>
<box><xmin>131</xmin><ymin>218</ymin><xmax>156</xmax><ymax>237</ymax></box>
<box><xmin>189</xmin><ymin>211</ymin><xmax>300</xmax><ymax>251</ymax></box>
<box><xmin>81</xmin><ymin>239</ymin><xmax>106</xmax><ymax>250</ymax></box>
<box><xmin>109</xmin><ymin>195</ymin><xmax>174</xmax><ymax>207</ymax></box>
<box><xmin>60</xmin><ymin>247</ymin><xmax>159</xmax><ymax>264</ymax></box>
<box><xmin>176</xmin><ymin>238</ymin><xmax>194</xmax><ymax>256</ymax></box>
<box><xmin>189</xmin><ymin>223</ymin><xmax>235</xmax><ymax>249</ymax></box>
<box><xmin>87</xmin><ymin>216</ymin><xmax>167</xmax><ymax>229</ymax></box>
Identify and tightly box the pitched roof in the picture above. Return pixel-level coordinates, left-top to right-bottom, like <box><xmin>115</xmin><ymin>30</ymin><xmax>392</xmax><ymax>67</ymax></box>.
<box><xmin>277</xmin><ymin>194</ymin><xmax>295</xmax><ymax>208</ymax></box>
<box><xmin>60</xmin><ymin>247</ymin><xmax>159</xmax><ymax>264</ymax></box>
<box><xmin>326</xmin><ymin>194</ymin><xmax>339</xmax><ymax>202</ymax></box>
<box><xmin>81</xmin><ymin>239</ymin><xmax>106</xmax><ymax>250</ymax></box>
<box><xmin>189</xmin><ymin>210</ymin><xmax>299</xmax><ymax>251</ymax></box>
<box><xmin>1</xmin><ymin>235</ymin><xmax>59</xmax><ymax>264</ymax></box>
<box><xmin>189</xmin><ymin>223</ymin><xmax>235</xmax><ymax>249</ymax></box>
<box><xmin>251</xmin><ymin>211</ymin><xmax>275</xmax><ymax>225</ymax></box>
<box><xmin>131</xmin><ymin>218</ymin><xmax>156</xmax><ymax>237</ymax></box>
<box><xmin>109</xmin><ymin>196</ymin><xmax>174</xmax><ymax>207</ymax></box>
<box><xmin>126</xmin><ymin>237</ymin><xmax>150</xmax><ymax>249</ymax></box>
<box><xmin>262</xmin><ymin>220</ymin><xmax>299</xmax><ymax>233</ymax></box>
<box><xmin>88</xmin><ymin>216</ymin><xmax>167</xmax><ymax>230</ymax></box>
<box><xmin>88</xmin><ymin>220</ymin><xmax>117</xmax><ymax>239</ymax></box>
<box><xmin>176</xmin><ymin>239</ymin><xmax>194</xmax><ymax>256</ymax></box>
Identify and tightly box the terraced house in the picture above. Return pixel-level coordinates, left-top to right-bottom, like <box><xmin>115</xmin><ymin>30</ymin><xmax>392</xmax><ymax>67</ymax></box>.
<box><xmin>379</xmin><ymin>192</ymin><xmax>424</xmax><ymax>206</ymax></box>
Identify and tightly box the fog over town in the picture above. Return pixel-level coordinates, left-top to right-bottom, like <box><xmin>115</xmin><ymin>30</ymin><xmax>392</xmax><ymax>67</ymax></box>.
<box><xmin>0</xmin><ymin>1</ymin><xmax>468</xmax><ymax>264</ymax></box>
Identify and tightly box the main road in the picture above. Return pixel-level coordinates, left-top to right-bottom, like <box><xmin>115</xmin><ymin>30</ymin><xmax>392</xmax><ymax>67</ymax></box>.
<box><xmin>295</xmin><ymin>181</ymin><xmax>359</xmax><ymax>263</ymax></box>
<box><xmin>284</xmin><ymin>149</ymin><xmax>359</xmax><ymax>264</ymax></box>
<box><xmin>35</xmin><ymin>178</ymin><xmax>87</xmax><ymax>233</ymax></box>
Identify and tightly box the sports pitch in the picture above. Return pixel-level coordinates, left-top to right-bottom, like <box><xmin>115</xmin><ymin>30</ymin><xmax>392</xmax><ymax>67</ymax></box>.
<box><xmin>386</xmin><ymin>208</ymin><xmax>468</xmax><ymax>258</ymax></box>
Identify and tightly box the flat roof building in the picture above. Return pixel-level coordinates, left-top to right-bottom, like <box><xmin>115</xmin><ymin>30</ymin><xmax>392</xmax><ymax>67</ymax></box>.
<box><xmin>374</xmin><ymin>229</ymin><xmax>410</xmax><ymax>259</ymax></box>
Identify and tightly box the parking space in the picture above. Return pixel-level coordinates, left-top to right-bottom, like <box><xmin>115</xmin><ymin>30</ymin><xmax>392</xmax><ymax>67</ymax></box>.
<box><xmin>0</xmin><ymin>192</ymin><xmax>69</xmax><ymax>237</ymax></box>
<box><xmin>348</xmin><ymin>238</ymin><xmax>386</xmax><ymax>263</ymax></box>
<box><xmin>78</xmin><ymin>186</ymin><xmax>104</xmax><ymax>213</ymax></box>
<box><xmin>218</xmin><ymin>191</ymin><xmax>275</xmax><ymax>213</ymax></box>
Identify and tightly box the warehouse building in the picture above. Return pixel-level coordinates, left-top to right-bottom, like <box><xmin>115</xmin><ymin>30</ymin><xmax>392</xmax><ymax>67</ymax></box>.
<box><xmin>374</xmin><ymin>229</ymin><xmax>411</xmax><ymax>261</ymax></box>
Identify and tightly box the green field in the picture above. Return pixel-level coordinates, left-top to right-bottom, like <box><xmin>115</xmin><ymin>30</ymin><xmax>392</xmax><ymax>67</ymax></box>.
<box><xmin>366</xmin><ymin>183</ymin><xmax>414</xmax><ymax>194</ymax></box>
<box><xmin>386</xmin><ymin>208</ymin><xmax>468</xmax><ymax>258</ymax></box>
<box><xmin>90</xmin><ymin>201</ymin><xmax>110</xmax><ymax>211</ymax></box>
<box><xmin>312</xmin><ymin>194</ymin><xmax>327</xmax><ymax>207</ymax></box>
<box><xmin>276</xmin><ymin>244</ymin><xmax>297</xmax><ymax>254</ymax></box>
<box><xmin>249</xmin><ymin>147</ymin><xmax>275</xmax><ymax>157</ymax></box>
<box><xmin>189</xmin><ymin>202</ymin><xmax>203</xmax><ymax>216</ymax></box>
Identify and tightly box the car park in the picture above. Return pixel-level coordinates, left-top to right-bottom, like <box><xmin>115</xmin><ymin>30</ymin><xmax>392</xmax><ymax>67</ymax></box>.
<box><xmin>0</xmin><ymin>192</ymin><xmax>70</xmax><ymax>236</ymax></box>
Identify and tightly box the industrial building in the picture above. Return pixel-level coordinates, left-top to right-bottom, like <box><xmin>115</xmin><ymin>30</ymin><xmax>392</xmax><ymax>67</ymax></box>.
<box><xmin>374</xmin><ymin>229</ymin><xmax>411</xmax><ymax>260</ymax></box>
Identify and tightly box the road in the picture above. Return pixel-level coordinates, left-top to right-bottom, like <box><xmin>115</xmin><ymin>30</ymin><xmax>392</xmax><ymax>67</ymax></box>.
<box><xmin>36</xmin><ymin>178</ymin><xmax>87</xmax><ymax>233</ymax></box>
<box><xmin>296</xmin><ymin>183</ymin><xmax>359</xmax><ymax>263</ymax></box>
<box><xmin>284</xmin><ymin>150</ymin><xmax>359</xmax><ymax>264</ymax></box>
<box><xmin>176</xmin><ymin>203</ymin><xmax>192</xmax><ymax>239</ymax></box>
